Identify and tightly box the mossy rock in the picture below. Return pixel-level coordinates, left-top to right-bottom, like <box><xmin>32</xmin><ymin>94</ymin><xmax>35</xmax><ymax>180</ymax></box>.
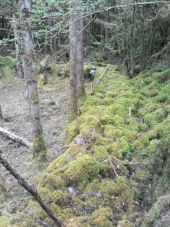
<box><xmin>19</xmin><ymin>64</ymin><xmax>170</xmax><ymax>226</ymax></box>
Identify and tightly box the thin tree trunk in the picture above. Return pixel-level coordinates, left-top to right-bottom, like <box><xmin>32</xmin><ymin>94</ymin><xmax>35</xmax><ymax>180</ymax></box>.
<box><xmin>12</xmin><ymin>14</ymin><xmax>23</xmax><ymax>78</ymax></box>
<box><xmin>130</xmin><ymin>4</ymin><xmax>136</xmax><ymax>76</ymax></box>
<box><xmin>76</xmin><ymin>1</ymin><xmax>85</xmax><ymax>97</ymax></box>
<box><xmin>0</xmin><ymin>154</ymin><xmax>65</xmax><ymax>227</ymax></box>
<box><xmin>20</xmin><ymin>0</ymin><xmax>47</xmax><ymax>161</ymax></box>
<box><xmin>69</xmin><ymin>2</ymin><xmax>78</xmax><ymax>115</ymax></box>
<box><xmin>0</xmin><ymin>105</ymin><xmax>3</xmax><ymax>119</ymax></box>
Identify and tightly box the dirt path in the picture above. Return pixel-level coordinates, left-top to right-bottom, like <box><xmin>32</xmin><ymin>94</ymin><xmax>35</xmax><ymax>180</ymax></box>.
<box><xmin>0</xmin><ymin>75</ymin><xmax>70</xmax><ymax>214</ymax></box>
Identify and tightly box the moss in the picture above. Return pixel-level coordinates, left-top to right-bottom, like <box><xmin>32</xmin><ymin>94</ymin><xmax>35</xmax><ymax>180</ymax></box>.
<box><xmin>19</xmin><ymin>64</ymin><xmax>170</xmax><ymax>226</ymax></box>
<box><xmin>65</xmin><ymin>155</ymin><xmax>100</xmax><ymax>183</ymax></box>
<box><xmin>66</xmin><ymin>216</ymin><xmax>91</xmax><ymax>227</ymax></box>
<box><xmin>99</xmin><ymin>179</ymin><xmax>116</xmax><ymax>198</ymax></box>
<box><xmin>0</xmin><ymin>56</ymin><xmax>16</xmax><ymax>67</ymax></box>
<box><xmin>67</xmin><ymin>143</ymin><xmax>85</xmax><ymax>157</ymax></box>
<box><xmin>91</xmin><ymin>207</ymin><xmax>114</xmax><ymax>227</ymax></box>
<box><xmin>92</xmin><ymin>145</ymin><xmax>109</xmax><ymax>161</ymax></box>
<box><xmin>52</xmin><ymin>190</ymin><xmax>70</xmax><ymax>205</ymax></box>
<box><xmin>144</xmin><ymin>108</ymin><xmax>167</xmax><ymax>127</ymax></box>
<box><xmin>0</xmin><ymin>56</ymin><xmax>16</xmax><ymax>80</ymax></box>
<box><xmin>142</xmin><ymin>194</ymin><xmax>170</xmax><ymax>227</ymax></box>
<box><xmin>37</xmin><ymin>186</ymin><xmax>51</xmax><ymax>201</ymax></box>
<box><xmin>37</xmin><ymin>73</ymin><xmax>46</xmax><ymax>87</ymax></box>
<box><xmin>117</xmin><ymin>219</ymin><xmax>135</xmax><ymax>227</ymax></box>
<box><xmin>0</xmin><ymin>217</ymin><xmax>10</xmax><ymax>227</ymax></box>
<box><xmin>156</xmin><ymin>83</ymin><xmax>170</xmax><ymax>103</ymax></box>
<box><xmin>49</xmin><ymin>63</ymin><xmax>69</xmax><ymax>77</ymax></box>
<box><xmin>48</xmin><ymin>153</ymin><xmax>71</xmax><ymax>170</ymax></box>
<box><xmin>147</xmin><ymin>139</ymin><xmax>160</xmax><ymax>154</ymax></box>
<box><xmin>109</xmin><ymin>140</ymin><xmax>130</xmax><ymax>159</ymax></box>
<box><xmin>113</xmin><ymin>176</ymin><xmax>137</xmax><ymax>212</ymax></box>
<box><xmin>27</xmin><ymin>200</ymin><xmax>47</xmax><ymax>219</ymax></box>
<box><xmin>32</xmin><ymin>136</ymin><xmax>47</xmax><ymax>161</ymax></box>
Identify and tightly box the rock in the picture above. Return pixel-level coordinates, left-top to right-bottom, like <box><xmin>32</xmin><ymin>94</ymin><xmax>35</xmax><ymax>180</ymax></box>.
<box><xmin>74</xmin><ymin>135</ymin><xmax>85</xmax><ymax>146</ymax></box>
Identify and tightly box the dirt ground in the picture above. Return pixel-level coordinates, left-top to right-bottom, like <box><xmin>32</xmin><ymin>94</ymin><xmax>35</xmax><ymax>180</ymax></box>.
<box><xmin>0</xmin><ymin>75</ymin><xmax>71</xmax><ymax>215</ymax></box>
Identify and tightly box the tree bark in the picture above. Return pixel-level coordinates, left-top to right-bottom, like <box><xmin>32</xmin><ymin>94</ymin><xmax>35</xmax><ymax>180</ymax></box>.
<box><xmin>20</xmin><ymin>0</ymin><xmax>47</xmax><ymax>161</ymax></box>
<box><xmin>0</xmin><ymin>154</ymin><xmax>65</xmax><ymax>227</ymax></box>
<box><xmin>69</xmin><ymin>2</ymin><xmax>78</xmax><ymax>115</ymax></box>
<box><xmin>12</xmin><ymin>14</ymin><xmax>23</xmax><ymax>78</ymax></box>
<box><xmin>0</xmin><ymin>105</ymin><xmax>3</xmax><ymax>119</ymax></box>
<box><xmin>76</xmin><ymin>1</ymin><xmax>85</xmax><ymax>97</ymax></box>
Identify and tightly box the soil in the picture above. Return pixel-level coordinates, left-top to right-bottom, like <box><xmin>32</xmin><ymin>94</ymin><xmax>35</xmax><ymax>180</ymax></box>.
<box><xmin>0</xmin><ymin>75</ymin><xmax>72</xmax><ymax>215</ymax></box>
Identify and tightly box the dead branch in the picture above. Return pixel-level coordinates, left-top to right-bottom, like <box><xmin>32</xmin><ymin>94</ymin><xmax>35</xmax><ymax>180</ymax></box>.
<box><xmin>0</xmin><ymin>127</ymin><xmax>32</xmax><ymax>149</ymax></box>
<box><xmin>0</xmin><ymin>153</ymin><xmax>65</xmax><ymax>227</ymax></box>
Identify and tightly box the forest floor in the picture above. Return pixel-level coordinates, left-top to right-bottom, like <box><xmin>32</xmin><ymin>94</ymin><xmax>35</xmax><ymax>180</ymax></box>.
<box><xmin>0</xmin><ymin>74</ymin><xmax>76</xmax><ymax>215</ymax></box>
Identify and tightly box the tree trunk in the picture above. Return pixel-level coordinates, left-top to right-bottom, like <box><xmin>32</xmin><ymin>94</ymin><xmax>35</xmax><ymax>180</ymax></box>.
<box><xmin>12</xmin><ymin>14</ymin><xmax>23</xmax><ymax>78</ymax></box>
<box><xmin>20</xmin><ymin>0</ymin><xmax>47</xmax><ymax>161</ymax></box>
<box><xmin>0</xmin><ymin>105</ymin><xmax>3</xmax><ymax>119</ymax></box>
<box><xmin>76</xmin><ymin>1</ymin><xmax>85</xmax><ymax>97</ymax></box>
<box><xmin>69</xmin><ymin>2</ymin><xmax>78</xmax><ymax>115</ymax></box>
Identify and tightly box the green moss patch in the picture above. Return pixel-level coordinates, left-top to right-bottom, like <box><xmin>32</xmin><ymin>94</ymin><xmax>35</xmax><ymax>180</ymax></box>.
<box><xmin>20</xmin><ymin>64</ymin><xmax>170</xmax><ymax>226</ymax></box>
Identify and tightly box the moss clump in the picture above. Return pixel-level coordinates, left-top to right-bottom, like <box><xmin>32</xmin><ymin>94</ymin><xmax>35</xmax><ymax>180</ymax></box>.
<box><xmin>65</xmin><ymin>155</ymin><xmax>100</xmax><ymax>183</ymax></box>
<box><xmin>67</xmin><ymin>143</ymin><xmax>85</xmax><ymax>157</ymax></box>
<box><xmin>144</xmin><ymin>108</ymin><xmax>167</xmax><ymax>127</ymax></box>
<box><xmin>91</xmin><ymin>207</ymin><xmax>114</xmax><ymax>227</ymax></box>
<box><xmin>98</xmin><ymin>179</ymin><xmax>116</xmax><ymax>198</ymax></box>
<box><xmin>66</xmin><ymin>120</ymin><xmax>79</xmax><ymax>143</ymax></box>
<box><xmin>52</xmin><ymin>190</ymin><xmax>70</xmax><ymax>205</ymax></box>
<box><xmin>49</xmin><ymin>63</ymin><xmax>70</xmax><ymax>77</ymax></box>
<box><xmin>92</xmin><ymin>145</ymin><xmax>109</xmax><ymax>161</ymax></box>
<box><xmin>156</xmin><ymin>83</ymin><xmax>170</xmax><ymax>103</ymax></box>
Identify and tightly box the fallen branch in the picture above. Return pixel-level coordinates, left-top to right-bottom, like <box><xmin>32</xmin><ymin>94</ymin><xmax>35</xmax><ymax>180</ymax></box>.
<box><xmin>0</xmin><ymin>153</ymin><xmax>65</xmax><ymax>227</ymax></box>
<box><xmin>0</xmin><ymin>127</ymin><xmax>32</xmax><ymax>149</ymax></box>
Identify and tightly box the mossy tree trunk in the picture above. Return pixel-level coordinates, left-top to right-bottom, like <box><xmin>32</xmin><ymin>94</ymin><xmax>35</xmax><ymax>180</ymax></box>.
<box><xmin>20</xmin><ymin>0</ymin><xmax>47</xmax><ymax>161</ymax></box>
<box><xmin>69</xmin><ymin>1</ymin><xmax>78</xmax><ymax>115</ymax></box>
<box><xmin>76</xmin><ymin>0</ymin><xmax>85</xmax><ymax>97</ymax></box>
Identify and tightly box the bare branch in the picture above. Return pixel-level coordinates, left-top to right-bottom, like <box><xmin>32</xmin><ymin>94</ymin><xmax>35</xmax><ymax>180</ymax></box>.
<box><xmin>0</xmin><ymin>153</ymin><xmax>65</xmax><ymax>227</ymax></box>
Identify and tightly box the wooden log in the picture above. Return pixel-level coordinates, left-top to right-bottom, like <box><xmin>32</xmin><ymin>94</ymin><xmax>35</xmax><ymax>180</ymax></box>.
<box><xmin>0</xmin><ymin>127</ymin><xmax>32</xmax><ymax>149</ymax></box>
